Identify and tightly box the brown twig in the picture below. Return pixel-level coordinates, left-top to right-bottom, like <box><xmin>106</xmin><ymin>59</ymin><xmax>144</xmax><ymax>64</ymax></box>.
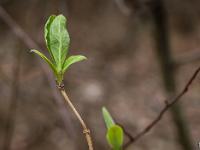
<box><xmin>58</xmin><ymin>85</ymin><xmax>94</xmax><ymax>150</ymax></box>
<box><xmin>117</xmin><ymin>123</ymin><xmax>134</xmax><ymax>148</ymax></box>
<box><xmin>122</xmin><ymin>66</ymin><xmax>200</xmax><ymax>149</ymax></box>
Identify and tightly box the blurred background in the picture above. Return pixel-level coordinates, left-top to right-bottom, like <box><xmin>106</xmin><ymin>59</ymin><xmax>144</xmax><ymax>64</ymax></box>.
<box><xmin>0</xmin><ymin>0</ymin><xmax>200</xmax><ymax>150</ymax></box>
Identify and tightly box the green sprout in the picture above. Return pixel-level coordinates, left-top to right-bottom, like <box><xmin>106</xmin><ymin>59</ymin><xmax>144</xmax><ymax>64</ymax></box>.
<box><xmin>31</xmin><ymin>14</ymin><xmax>93</xmax><ymax>150</ymax></box>
<box><xmin>31</xmin><ymin>14</ymin><xmax>86</xmax><ymax>85</ymax></box>
<box><xmin>102</xmin><ymin>107</ymin><xmax>124</xmax><ymax>150</ymax></box>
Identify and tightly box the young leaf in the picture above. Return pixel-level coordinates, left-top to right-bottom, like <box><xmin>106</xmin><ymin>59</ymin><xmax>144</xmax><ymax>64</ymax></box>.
<box><xmin>106</xmin><ymin>125</ymin><xmax>123</xmax><ymax>150</ymax></box>
<box><xmin>30</xmin><ymin>49</ymin><xmax>57</xmax><ymax>76</ymax></box>
<box><xmin>31</xmin><ymin>14</ymin><xmax>86</xmax><ymax>86</ymax></box>
<box><xmin>62</xmin><ymin>55</ymin><xmax>87</xmax><ymax>73</ymax></box>
<box><xmin>44</xmin><ymin>15</ymin><xmax>56</xmax><ymax>63</ymax></box>
<box><xmin>48</xmin><ymin>14</ymin><xmax>70</xmax><ymax>70</ymax></box>
<box><xmin>102</xmin><ymin>107</ymin><xmax>115</xmax><ymax>129</ymax></box>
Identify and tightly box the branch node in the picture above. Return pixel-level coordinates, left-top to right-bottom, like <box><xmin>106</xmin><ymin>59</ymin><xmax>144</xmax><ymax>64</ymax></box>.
<box><xmin>83</xmin><ymin>129</ymin><xmax>90</xmax><ymax>134</ymax></box>
<box><xmin>56</xmin><ymin>81</ymin><xmax>65</xmax><ymax>90</ymax></box>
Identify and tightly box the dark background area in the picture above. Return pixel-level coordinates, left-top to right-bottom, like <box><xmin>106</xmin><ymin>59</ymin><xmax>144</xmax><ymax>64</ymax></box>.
<box><xmin>0</xmin><ymin>0</ymin><xmax>200</xmax><ymax>150</ymax></box>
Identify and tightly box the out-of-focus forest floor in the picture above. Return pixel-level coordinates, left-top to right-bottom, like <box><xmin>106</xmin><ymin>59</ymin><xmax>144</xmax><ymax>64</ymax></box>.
<box><xmin>0</xmin><ymin>0</ymin><xmax>200</xmax><ymax>150</ymax></box>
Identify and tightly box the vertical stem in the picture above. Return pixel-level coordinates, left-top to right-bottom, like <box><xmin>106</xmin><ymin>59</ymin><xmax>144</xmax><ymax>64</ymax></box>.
<box><xmin>58</xmin><ymin>86</ymin><xmax>93</xmax><ymax>150</ymax></box>
<box><xmin>151</xmin><ymin>0</ymin><xmax>193</xmax><ymax>149</ymax></box>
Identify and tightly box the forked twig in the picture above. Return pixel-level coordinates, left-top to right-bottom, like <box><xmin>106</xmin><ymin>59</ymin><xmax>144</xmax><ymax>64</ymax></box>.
<box><xmin>123</xmin><ymin>66</ymin><xmax>200</xmax><ymax>149</ymax></box>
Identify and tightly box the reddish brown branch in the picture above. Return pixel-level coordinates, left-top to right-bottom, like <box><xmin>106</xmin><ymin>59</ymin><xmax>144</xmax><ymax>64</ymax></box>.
<box><xmin>117</xmin><ymin>123</ymin><xmax>134</xmax><ymax>148</ymax></box>
<box><xmin>123</xmin><ymin>66</ymin><xmax>200</xmax><ymax>149</ymax></box>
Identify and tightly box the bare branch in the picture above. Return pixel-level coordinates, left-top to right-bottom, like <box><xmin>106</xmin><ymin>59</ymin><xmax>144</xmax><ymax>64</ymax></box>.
<box><xmin>123</xmin><ymin>66</ymin><xmax>200</xmax><ymax>149</ymax></box>
<box><xmin>174</xmin><ymin>49</ymin><xmax>200</xmax><ymax>67</ymax></box>
<box><xmin>117</xmin><ymin>123</ymin><xmax>134</xmax><ymax>148</ymax></box>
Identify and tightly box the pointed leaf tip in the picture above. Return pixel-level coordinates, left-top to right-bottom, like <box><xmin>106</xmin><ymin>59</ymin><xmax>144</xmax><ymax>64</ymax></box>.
<box><xmin>31</xmin><ymin>49</ymin><xmax>57</xmax><ymax>76</ymax></box>
<box><xmin>46</xmin><ymin>14</ymin><xmax>70</xmax><ymax>70</ymax></box>
<box><xmin>44</xmin><ymin>15</ymin><xmax>56</xmax><ymax>63</ymax></box>
<box><xmin>102</xmin><ymin>107</ymin><xmax>115</xmax><ymax>129</ymax></box>
<box><xmin>62</xmin><ymin>55</ymin><xmax>87</xmax><ymax>73</ymax></box>
<box><xmin>32</xmin><ymin>14</ymin><xmax>86</xmax><ymax>85</ymax></box>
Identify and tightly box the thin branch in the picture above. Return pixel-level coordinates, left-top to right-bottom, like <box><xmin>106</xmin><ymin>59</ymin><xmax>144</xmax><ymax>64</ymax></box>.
<box><xmin>117</xmin><ymin>123</ymin><xmax>134</xmax><ymax>148</ymax></box>
<box><xmin>174</xmin><ymin>49</ymin><xmax>200</xmax><ymax>67</ymax></box>
<box><xmin>152</xmin><ymin>0</ymin><xmax>192</xmax><ymax>149</ymax></box>
<box><xmin>58</xmin><ymin>85</ymin><xmax>94</xmax><ymax>150</ymax></box>
<box><xmin>0</xmin><ymin>5</ymin><xmax>75</xmax><ymax>137</ymax></box>
<box><xmin>123</xmin><ymin>66</ymin><xmax>200</xmax><ymax>149</ymax></box>
<box><xmin>2</xmin><ymin>48</ymin><xmax>21</xmax><ymax>150</ymax></box>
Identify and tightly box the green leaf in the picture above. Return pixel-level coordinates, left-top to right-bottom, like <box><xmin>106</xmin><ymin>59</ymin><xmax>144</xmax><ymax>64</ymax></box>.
<box><xmin>62</xmin><ymin>55</ymin><xmax>87</xmax><ymax>73</ymax></box>
<box><xmin>106</xmin><ymin>125</ymin><xmax>123</xmax><ymax>150</ymax></box>
<box><xmin>102</xmin><ymin>107</ymin><xmax>115</xmax><ymax>129</ymax></box>
<box><xmin>44</xmin><ymin>15</ymin><xmax>56</xmax><ymax>63</ymax></box>
<box><xmin>31</xmin><ymin>14</ymin><xmax>86</xmax><ymax>86</ymax></box>
<box><xmin>48</xmin><ymin>14</ymin><xmax>70</xmax><ymax>71</ymax></box>
<box><xmin>31</xmin><ymin>49</ymin><xmax>57</xmax><ymax>76</ymax></box>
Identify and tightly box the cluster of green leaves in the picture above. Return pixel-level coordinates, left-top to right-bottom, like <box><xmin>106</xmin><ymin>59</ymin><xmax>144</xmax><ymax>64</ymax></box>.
<box><xmin>31</xmin><ymin>14</ymin><xmax>86</xmax><ymax>85</ymax></box>
<box><xmin>102</xmin><ymin>107</ymin><xmax>124</xmax><ymax>150</ymax></box>
<box><xmin>31</xmin><ymin>14</ymin><xmax>124</xmax><ymax>149</ymax></box>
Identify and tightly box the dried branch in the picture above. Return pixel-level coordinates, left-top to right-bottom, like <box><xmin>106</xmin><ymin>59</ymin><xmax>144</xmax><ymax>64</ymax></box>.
<box><xmin>123</xmin><ymin>66</ymin><xmax>200</xmax><ymax>149</ymax></box>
